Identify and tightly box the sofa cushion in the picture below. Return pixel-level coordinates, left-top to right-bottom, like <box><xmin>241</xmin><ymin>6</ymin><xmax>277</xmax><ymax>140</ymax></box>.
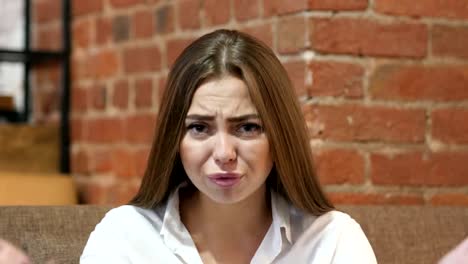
<box><xmin>0</xmin><ymin>205</ymin><xmax>466</xmax><ymax>264</ymax></box>
<box><xmin>0</xmin><ymin>206</ymin><xmax>111</xmax><ymax>264</ymax></box>
<box><xmin>341</xmin><ymin>205</ymin><xmax>468</xmax><ymax>264</ymax></box>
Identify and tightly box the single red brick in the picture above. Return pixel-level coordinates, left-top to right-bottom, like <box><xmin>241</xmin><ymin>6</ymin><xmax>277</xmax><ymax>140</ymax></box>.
<box><xmin>125</xmin><ymin>114</ymin><xmax>157</xmax><ymax>144</ymax></box>
<box><xmin>263</xmin><ymin>0</ymin><xmax>308</xmax><ymax>16</ymax></box>
<box><xmin>34</xmin><ymin>0</ymin><xmax>61</xmax><ymax>23</ymax></box>
<box><xmin>312</xmin><ymin>148</ymin><xmax>365</xmax><ymax>184</ymax></box>
<box><xmin>241</xmin><ymin>22</ymin><xmax>273</xmax><ymax>49</ymax></box>
<box><xmin>308</xmin><ymin>61</ymin><xmax>364</xmax><ymax>98</ymax></box>
<box><xmin>71</xmin><ymin>149</ymin><xmax>89</xmax><ymax>174</ymax></box>
<box><xmin>89</xmin><ymin>148</ymin><xmax>113</xmax><ymax>173</ymax></box>
<box><xmin>328</xmin><ymin>192</ymin><xmax>425</xmax><ymax>205</ymax></box>
<box><xmin>177</xmin><ymin>0</ymin><xmax>201</xmax><ymax>30</ymax></box>
<box><xmin>123</xmin><ymin>45</ymin><xmax>161</xmax><ymax>73</ymax></box>
<box><xmin>35</xmin><ymin>25</ymin><xmax>62</xmax><ymax>50</ymax></box>
<box><xmin>166</xmin><ymin>37</ymin><xmax>195</xmax><ymax>68</ymax></box>
<box><xmin>308</xmin><ymin>0</ymin><xmax>368</xmax><ymax>10</ymax></box>
<box><xmin>371</xmin><ymin>151</ymin><xmax>468</xmax><ymax>186</ymax></box>
<box><xmin>89</xmin><ymin>84</ymin><xmax>107</xmax><ymax>110</ymax></box>
<box><xmin>374</xmin><ymin>0</ymin><xmax>468</xmax><ymax>19</ymax></box>
<box><xmin>112</xmin><ymin>148</ymin><xmax>137</xmax><ymax>178</ymax></box>
<box><xmin>430</xmin><ymin>193</ymin><xmax>468</xmax><ymax>206</ymax></box>
<box><xmin>86</xmin><ymin>117</ymin><xmax>125</xmax><ymax>143</ymax></box>
<box><xmin>432</xmin><ymin>108</ymin><xmax>468</xmax><ymax>144</ymax></box>
<box><xmin>204</xmin><ymin>0</ymin><xmax>231</xmax><ymax>26</ymax></box>
<box><xmin>112</xmin><ymin>79</ymin><xmax>129</xmax><ymax>109</ymax></box>
<box><xmin>73</xmin><ymin>18</ymin><xmax>92</xmax><ymax>49</ymax></box>
<box><xmin>95</xmin><ymin>17</ymin><xmax>113</xmax><ymax>45</ymax></box>
<box><xmin>234</xmin><ymin>0</ymin><xmax>260</xmax><ymax>21</ymax></box>
<box><xmin>133</xmin><ymin>9</ymin><xmax>154</xmax><ymax>39</ymax></box>
<box><xmin>277</xmin><ymin>15</ymin><xmax>307</xmax><ymax>54</ymax></box>
<box><xmin>283</xmin><ymin>60</ymin><xmax>307</xmax><ymax>97</ymax></box>
<box><xmin>71</xmin><ymin>117</ymin><xmax>85</xmax><ymax>142</ymax></box>
<box><xmin>71</xmin><ymin>84</ymin><xmax>88</xmax><ymax>113</ymax></box>
<box><xmin>155</xmin><ymin>4</ymin><xmax>175</xmax><ymax>34</ymax></box>
<box><xmin>135</xmin><ymin>78</ymin><xmax>154</xmax><ymax>108</ymax></box>
<box><xmin>109</xmin><ymin>0</ymin><xmax>145</xmax><ymax>8</ymax></box>
<box><xmin>112</xmin><ymin>15</ymin><xmax>130</xmax><ymax>42</ymax></box>
<box><xmin>432</xmin><ymin>24</ymin><xmax>468</xmax><ymax>59</ymax></box>
<box><xmin>91</xmin><ymin>49</ymin><xmax>120</xmax><ymax>79</ymax></box>
<box><xmin>73</xmin><ymin>0</ymin><xmax>104</xmax><ymax>16</ymax></box>
<box><xmin>303</xmin><ymin>104</ymin><xmax>426</xmax><ymax>143</ymax></box>
<box><xmin>370</xmin><ymin>64</ymin><xmax>468</xmax><ymax>102</ymax></box>
<box><xmin>310</xmin><ymin>18</ymin><xmax>427</xmax><ymax>58</ymax></box>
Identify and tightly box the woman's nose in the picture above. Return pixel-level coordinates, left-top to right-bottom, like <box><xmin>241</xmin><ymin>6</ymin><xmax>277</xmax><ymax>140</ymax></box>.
<box><xmin>213</xmin><ymin>132</ymin><xmax>237</xmax><ymax>163</ymax></box>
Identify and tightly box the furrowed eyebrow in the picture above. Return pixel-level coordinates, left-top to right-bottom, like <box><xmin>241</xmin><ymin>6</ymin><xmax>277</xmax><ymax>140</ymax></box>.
<box><xmin>185</xmin><ymin>114</ymin><xmax>260</xmax><ymax>122</ymax></box>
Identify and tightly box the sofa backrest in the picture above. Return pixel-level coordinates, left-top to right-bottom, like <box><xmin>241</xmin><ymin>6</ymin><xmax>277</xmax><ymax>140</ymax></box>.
<box><xmin>0</xmin><ymin>206</ymin><xmax>111</xmax><ymax>263</ymax></box>
<box><xmin>341</xmin><ymin>205</ymin><xmax>468</xmax><ymax>264</ymax></box>
<box><xmin>0</xmin><ymin>205</ymin><xmax>467</xmax><ymax>264</ymax></box>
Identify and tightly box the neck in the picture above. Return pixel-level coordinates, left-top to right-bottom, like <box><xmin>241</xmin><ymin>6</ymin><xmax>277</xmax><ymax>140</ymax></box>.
<box><xmin>180</xmin><ymin>185</ymin><xmax>272</xmax><ymax>238</ymax></box>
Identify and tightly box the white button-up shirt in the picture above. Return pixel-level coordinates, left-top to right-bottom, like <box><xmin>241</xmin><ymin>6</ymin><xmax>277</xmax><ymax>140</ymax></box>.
<box><xmin>81</xmin><ymin>187</ymin><xmax>377</xmax><ymax>263</ymax></box>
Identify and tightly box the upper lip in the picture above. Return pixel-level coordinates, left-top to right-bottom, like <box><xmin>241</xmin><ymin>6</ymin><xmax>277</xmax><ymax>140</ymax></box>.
<box><xmin>207</xmin><ymin>173</ymin><xmax>241</xmax><ymax>179</ymax></box>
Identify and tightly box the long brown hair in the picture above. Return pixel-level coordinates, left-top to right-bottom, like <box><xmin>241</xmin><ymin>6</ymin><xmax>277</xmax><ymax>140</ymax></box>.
<box><xmin>130</xmin><ymin>29</ymin><xmax>334</xmax><ymax>215</ymax></box>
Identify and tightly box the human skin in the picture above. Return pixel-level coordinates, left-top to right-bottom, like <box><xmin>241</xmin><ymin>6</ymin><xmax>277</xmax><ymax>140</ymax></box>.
<box><xmin>0</xmin><ymin>239</ymin><xmax>30</xmax><ymax>264</ymax></box>
<box><xmin>438</xmin><ymin>238</ymin><xmax>468</xmax><ymax>264</ymax></box>
<box><xmin>179</xmin><ymin>75</ymin><xmax>273</xmax><ymax>206</ymax></box>
<box><xmin>179</xmin><ymin>75</ymin><xmax>274</xmax><ymax>263</ymax></box>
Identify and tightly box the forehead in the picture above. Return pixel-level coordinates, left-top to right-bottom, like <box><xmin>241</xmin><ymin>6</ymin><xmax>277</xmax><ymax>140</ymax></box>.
<box><xmin>187</xmin><ymin>76</ymin><xmax>258</xmax><ymax>115</ymax></box>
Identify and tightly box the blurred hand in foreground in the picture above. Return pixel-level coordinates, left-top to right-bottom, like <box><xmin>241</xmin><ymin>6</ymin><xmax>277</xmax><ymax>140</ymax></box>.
<box><xmin>439</xmin><ymin>237</ymin><xmax>468</xmax><ymax>264</ymax></box>
<box><xmin>0</xmin><ymin>239</ymin><xmax>30</xmax><ymax>264</ymax></box>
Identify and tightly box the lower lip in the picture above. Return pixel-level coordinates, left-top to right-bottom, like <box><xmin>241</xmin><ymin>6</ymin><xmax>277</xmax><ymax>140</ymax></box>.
<box><xmin>208</xmin><ymin>177</ymin><xmax>241</xmax><ymax>188</ymax></box>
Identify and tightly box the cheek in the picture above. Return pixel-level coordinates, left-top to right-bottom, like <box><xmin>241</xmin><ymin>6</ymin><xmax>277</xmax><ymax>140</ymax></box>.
<box><xmin>239</xmin><ymin>139</ymin><xmax>273</xmax><ymax>172</ymax></box>
<box><xmin>180</xmin><ymin>136</ymin><xmax>208</xmax><ymax>172</ymax></box>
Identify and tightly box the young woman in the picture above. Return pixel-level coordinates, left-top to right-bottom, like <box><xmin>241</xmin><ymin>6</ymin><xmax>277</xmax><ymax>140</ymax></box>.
<box><xmin>81</xmin><ymin>29</ymin><xmax>377</xmax><ymax>264</ymax></box>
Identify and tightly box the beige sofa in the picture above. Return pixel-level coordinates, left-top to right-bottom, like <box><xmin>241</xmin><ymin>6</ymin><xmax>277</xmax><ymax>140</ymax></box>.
<box><xmin>0</xmin><ymin>205</ymin><xmax>467</xmax><ymax>263</ymax></box>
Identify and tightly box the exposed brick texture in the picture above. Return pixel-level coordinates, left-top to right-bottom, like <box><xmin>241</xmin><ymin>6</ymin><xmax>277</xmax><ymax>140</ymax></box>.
<box><xmin>432</xmin><ymin>108</ymin><xmax>468</xmax><ymax>144</ymax></box>
<box><xmin>371</xmin><ymin>151</ymin><xmax>468</xmax><ymax>186</ymax></box>
<box><xmin>264</xmin><ymin>0</ymin><xmax>308</xmax><ymax>17</ymax></box>
<box><xmin>123</xmin><ymin>45</ymin><xmax>161</xmax><ymax>74</ymax></box>
<box><xmin>308</xmin><ymin>0</ymin><xmax>368</xmax><ymax>11</ymax></box>
<box><xmin>308</xmin><ymin>61</ymin><xmax>364</xmax><ymax>98</ymax></box>
<box><xmin>133</xmin><ymin>10</ymin><xmax>154</xmax><ymax>39</ymax></box>
<box><xmin>310</xmin><ymin>18</ymin><xmax>428</xmax><ymax>58</ymax></box>
<box><xmin>370</xmin><ymin>65</ymin><xmax>468</xmax><ymax>101</ymax></box>
<box><xmin>283</xmin><ymin>60</ymin><xmax>307</xmax><ymax>97</ymax></box>
<box><xmin>234</xmin><ymin>0</ymin><xmax>260</xmax><ymax>21</ymax></box>
<box><xmin>72</xmin><ymin>0</ymin><xmax>103</xmax><ymax>16</ymax></box>
<box><xmin>28</xmin><ymin>0</ymin><xmax>468</xmax><ymax>205</ymax></box>
<box><xmin>432</xmin><ymin>25</ymin><xmax>468</xmax><ymax>59</ymax></box>
<box><xmin>277</xmin><ymin>15</ymin><xmax>307</xmax><ymax>54</ymax></box>
<box><xmin>204</xmin><ymin>0</ymin><xmax>231</xmax><ymax>26</ymax></box>
<box><xmin>374</xmin><ymin>0</ymin><xmax>468</xmax><ymax>19</ymax></box>
<box><xmin>177</xmin><ymin>0</ymin><xmax>201</xmax><ymax>30</ymax></box>
<box><xmin>313</xmin><ymin>148</ymin><xmax>365</xmax><ymax>184</ymax></box>
<box><xmin>154</xmin><ymin>4</ymin><xmax>175</xmax><ymax>34</ymax></box>
<box><xmin>304</xmin><ymin>104</ymin><xmax>426</xmax><ymax>143</ymax></box>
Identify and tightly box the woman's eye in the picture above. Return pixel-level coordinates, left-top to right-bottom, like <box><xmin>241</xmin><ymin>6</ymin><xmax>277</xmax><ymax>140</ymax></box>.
<box><xmin>187</xmin><ymin>123</ymin><xmax>209</xmax><ymax>136</ymax></box>
<box><xmin>237</xmin><ymin>123</ymin><xmax>263</xmax><ymax>136</ymax></box>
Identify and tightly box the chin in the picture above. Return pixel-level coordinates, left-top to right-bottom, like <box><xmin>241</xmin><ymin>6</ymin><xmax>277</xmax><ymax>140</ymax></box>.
<box><xmin>202</xmin><ymin>189</ymin><xmax>248</xmax><ymax>205</ymax></box>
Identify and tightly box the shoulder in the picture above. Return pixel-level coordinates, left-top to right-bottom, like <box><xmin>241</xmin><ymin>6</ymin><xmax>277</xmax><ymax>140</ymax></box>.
<box><xmin>293</xmin><ymin>210</ymin><xmax>377</xmax><ymax>263</ymax></box>
<box><xmin>81</xmin><ymin>205</ymin><xmax>167</xmax><ymax>261</ymax></box>
<box><xmin>90</xmin><ymin>204</ymin><xmax>166</xmax><ymax>235</ymax></box>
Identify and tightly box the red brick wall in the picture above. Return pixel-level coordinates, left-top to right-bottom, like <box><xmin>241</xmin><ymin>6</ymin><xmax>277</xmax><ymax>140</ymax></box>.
<box><xmin>60</xmin><ymin>0</ymin><xmax>468</xmax><ymax>205</ymax></box>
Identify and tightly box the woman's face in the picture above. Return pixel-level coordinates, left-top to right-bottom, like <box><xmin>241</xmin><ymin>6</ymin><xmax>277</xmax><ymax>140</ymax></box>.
<box><xmin>180</xmin><ymin>75</ymin><xmax>273</xmax><ymax>204</ymax></box>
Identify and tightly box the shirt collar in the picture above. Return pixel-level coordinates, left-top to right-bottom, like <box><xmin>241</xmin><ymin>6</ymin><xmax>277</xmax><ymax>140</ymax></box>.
<box><xmin>271</xmin><ymin>190</ymin><xmax>292</xmax><ymax>244</ymax></box>
<box><xmin>160</xmin><ymin>184</ymin><xmax>292</xmax><ymax>261</ymax></box>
